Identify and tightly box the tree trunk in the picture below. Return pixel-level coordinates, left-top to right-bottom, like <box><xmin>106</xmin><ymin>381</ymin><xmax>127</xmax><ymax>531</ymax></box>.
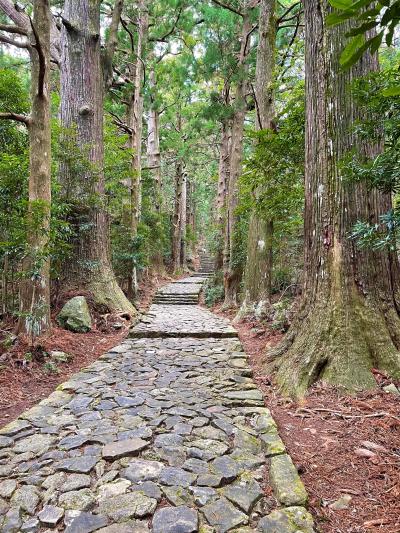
<box><xmin>241</xmin><ymin>0</ymin><xmax>276</xmax><ymax>318</ymax></box>
<box><xmin>187</xmin><ymin>179</ymin><xmax>196</xmax><ymax>256</ymax></box>
<box><xmin>59</xmin><ymin>0</ymin><xmax>135</xmax><ymax>316</ymax></box>
<box><xmin>17</xmin><ymin>0</ymin><xmax>52</xmax><ymax>338</ymax></box>
<box><xmin>147</xmin><ymin>68</ymin><xmax>162</xmax><ymax>213</ymax></box>
<box><xmin>127</xmin><ymin>0</ymin><xmax>149</xmax><ymax>296</ymax></box>
<box><xmin>172</xmin><ymin>160</ymin><xmax>184</xmax><ymax>271</ymax></box>
<box><xmin>180</xmin><ymin>170</ymin><xmax>187</xmax><ymax>267</ymax></box>
<box><xmin>147</xmin><ymin>65</ymin><xmax>164</xmax><ymax>272</ymax></box>
<box><xmin>216</xmin><ymin>105</ymin><xmax>231</xmax><ymax>270</ymax></box>
<box><xmin>266</xmin><ymin>0</ymin><xmax>400</xmax><ymax>397</ymax></box>
<box><xmin>223</xmin><ymin>12</ymin><xmax>251</xmax><ymax>306</ymax></box>
<box><xmin>103</xmin><ymin>0</ymin><xmax>124</xmax><ymax>89</ymax></box>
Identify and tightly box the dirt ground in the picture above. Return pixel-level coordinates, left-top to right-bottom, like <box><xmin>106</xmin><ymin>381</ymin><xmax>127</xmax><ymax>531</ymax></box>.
<box><xmin>213</xmin><ymin>305</ymin><xmax>400</xmax><ymax>533</ymax></box>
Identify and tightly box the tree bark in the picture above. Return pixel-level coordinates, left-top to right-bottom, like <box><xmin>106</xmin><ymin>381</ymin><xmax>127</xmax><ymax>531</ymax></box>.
<box><xmin>187</xmin><ymin>179</ymin><xmax>196</xmax><ymax>256</ymax></box>
<box><xmin>172</xmin><ymin>160</ymin><xmax>185</xmax><ymax>271</ymax></box>
<box><xmin>223</xmin><ymin>10</ymin><xmax>252</xmax><ymax>306</ymax></box>
<box><xmin>180</xmin><ymin>169</ymin><xmax>187</xmax><ymax>267</ymax></box>
<box><xmin>103</xmin><ymin>0</ymin><xmax>124</xmax><ymax>89</ymax></box>
<box><xmin>59</xmin><ymin>0</ymin><xmax>135</xmax><ymax>315</ymax></box>
<box><xmin>17</xmin><ymin>0</ymin><xmax>52</xmax><ymax>339</ymax></box>
<box><xmin>129</xmin><ymin>0</ymin><xmax>149</xmax><ymax>234</ymax></box>
<box><xmin>266</xmin><ymin>0</ymin><xmax>400</xmax><ymax>396</ymax></box>
<box><xmin>216</xmin><ymin>84</ymin><xmax>231</xmax><ymax>270</ymax></box>
<box><xmin>127</xmin><ymin>0</ymin><xmax>149</xmax><ymax>296</ymax></box>
<box><xmin>147</xmin><ymin>68</ymin><xmax>162</xmax><ymax>213</ymax></box>
<box><xmin>241</xmin><ymin>0</ymin><xmax>276</xmax><ymax>318</ymax></box>
<box><xmin>147</xmin><ymin>65</ymin><xmax>165</xmax><ymax>272</ymax></box>
<box><xmin>0</xmin><ymin>0</ymin><xmax>59</xmax><ymax>64</ymax></box>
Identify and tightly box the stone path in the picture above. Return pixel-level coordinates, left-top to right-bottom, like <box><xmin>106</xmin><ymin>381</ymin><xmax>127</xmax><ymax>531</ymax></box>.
<box><xmin>0</xmin><ymin>271</ymin><xmax>314</xmax><ymax>532</ymax></box>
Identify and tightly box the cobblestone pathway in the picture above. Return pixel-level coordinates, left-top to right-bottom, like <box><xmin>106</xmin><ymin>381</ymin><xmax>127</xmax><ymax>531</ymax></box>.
<box><xmin>0</xmin><ymin>274</ymin><xmax>314</xmax><ymax>532</ymax></box>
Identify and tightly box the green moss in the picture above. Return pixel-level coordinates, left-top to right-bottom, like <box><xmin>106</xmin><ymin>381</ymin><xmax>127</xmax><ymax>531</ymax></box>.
<box><xmin>267</xmin><ymin>288</ymin><xmax>400</xmax><ymax>398</ymax></box>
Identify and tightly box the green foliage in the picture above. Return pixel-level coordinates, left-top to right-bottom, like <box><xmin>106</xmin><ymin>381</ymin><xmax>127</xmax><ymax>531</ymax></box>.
<box><xmin>238</xmin><ymin>83</ymin><xmax>305</xmax><ymax>229</ymax></box>
<box><xmin>43</xmin><ymin>361</ymin><xmax>59</xmax><ymax>374</ymax></box>
<box><xmin>327</xmin><ymin>1</ymin><xmax>400</xmax><ymax>70</ymax></box>
<box><xmin>204</xmin><ymin>271</ymin><xmax>225</xmax><ymax>307</ymax></box>
<box><xmin>343</xmin><ymin>66</ymin><xmax>400</xmax><ymax>248</ymax></box>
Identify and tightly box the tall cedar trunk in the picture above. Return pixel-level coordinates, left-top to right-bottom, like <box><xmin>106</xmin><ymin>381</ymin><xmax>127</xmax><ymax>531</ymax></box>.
<box><xmin>223</xmin><ymin>12</ymin><xmax>251</xmax><ymax>306</ymax></box>
<box><xmin>180</xmin><ymin>170</ymin><xmax>187</xmax><ymax>266</ymax></box>
<box><xmin>267</xmin><ymin>0</ymin><xmax>400</xmax><ymax>397</ymax></box>
<box><xmin>17</xmin><ymin>0</ymin><xmax>52</xmax><ymax>338</ymax></box>
<box><xmin>147</xmin><ymin>66</ymin><xmax>164</xmax><ymax>271</ymax></box>
<box><xmin>241</xmin><ymin>0</ymin><xmax>276</xmax><ymax>316</ymax></box>
<box><xmin>172</xmin><ymin>161</ymin><xmax>184</xmax><ymax>271</ymax></box>
<box><xmin>187</xmin><ymin>180</ymin><xmax>196</xmax><ymax>255</ymax></box>
<box><xmin>147</xmin><ymin>68</ymin><xmax>162</xmax><ymax>213</ymax></box>
<box><xmin>127</xmin><ymin>0</ymin><xmax>149</xmax><ymax>297</ymax></box>
<box><xmin>60</xmin><ymin>0</ymin><xmax>135</xmax><ymax>315</ymax></box>
<box><xmin>216</xmin><ymin>88</ymin><xmax>231</xmax><ymax>270</ymax></box>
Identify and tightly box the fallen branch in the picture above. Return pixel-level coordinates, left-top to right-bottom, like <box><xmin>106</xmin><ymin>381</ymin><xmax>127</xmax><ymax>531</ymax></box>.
<box><xmin>296</xmin><ymin>407</ymin><xmax>400</xmax><ymax>423</ymax></box>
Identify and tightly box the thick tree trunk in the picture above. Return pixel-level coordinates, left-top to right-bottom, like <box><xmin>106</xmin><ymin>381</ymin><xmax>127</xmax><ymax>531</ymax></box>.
<box><xmin>241</xmin><ymin>0</ymin><xmax>276</xmax><ymax>318</ymax></box>
<box><xmin>240</xmin><ymin>215</ymin><xmax>273</xmax><ymax>317</ymax></box>
<box><xmin>223</xmin><ymin>12</ymin><xmax>251</xmax><ymax>306</ymax></box>
<box><xmin>266</xmin><ymin>0</ymin><xmax>400</xmax><ymax>397</ymax></box>
<box><xmin>17</xmin><ymin>0</ymin><xmax>52</xmax><ymax>338</ymax></box>
<box><xmin>59</xmin><ymin>0</ymin><xmax>135</xmax><ymax>315</ymax></box>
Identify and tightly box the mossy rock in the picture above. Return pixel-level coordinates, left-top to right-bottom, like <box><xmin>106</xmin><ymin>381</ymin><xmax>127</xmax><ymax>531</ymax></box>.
<box><xmin>57</xmin><ymin>296</ymin><xmax>92</xmax><ymax>333</ymax></box>
<box><xmin>258</xmin><ymin>506</ymin><xmax>314</xmax><ymax>532</ymax></box>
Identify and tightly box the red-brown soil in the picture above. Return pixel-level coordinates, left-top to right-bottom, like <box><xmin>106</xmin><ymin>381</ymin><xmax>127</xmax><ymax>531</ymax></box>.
<box><xmin>213</xmin><ymin>305</ymin><xmax>400</xmax><ymax>533</ymax></box>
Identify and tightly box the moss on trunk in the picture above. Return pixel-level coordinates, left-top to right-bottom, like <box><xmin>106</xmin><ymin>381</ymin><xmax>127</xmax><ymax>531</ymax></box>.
<box><xmin>267</xmin><ymin>289</ymin><xmax>400</xmax><ymax>398</ymax></box>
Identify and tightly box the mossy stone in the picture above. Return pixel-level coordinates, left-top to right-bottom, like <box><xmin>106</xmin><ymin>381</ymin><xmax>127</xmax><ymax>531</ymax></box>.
<box><xmin>57</xmin><ymin>296</ymin><xmax>92</xmax><ymax>333</ymax></box>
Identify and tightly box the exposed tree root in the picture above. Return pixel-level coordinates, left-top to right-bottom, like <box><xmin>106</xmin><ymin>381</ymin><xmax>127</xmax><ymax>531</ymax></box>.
<box><xmin>265</xmin><ymin>292</ymin><xmax>400</xmax><ymax>398</ymax></box>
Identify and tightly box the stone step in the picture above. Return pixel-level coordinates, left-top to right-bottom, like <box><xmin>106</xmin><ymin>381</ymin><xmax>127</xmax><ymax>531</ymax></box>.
<box><xmin>130</xmin><ymin>329</ymin><xmax>239</xmax><ymax>339</ymax></box>
<box><xmin>152</xmin><ymin>301</ymin><xmax>198</xmax><ymax>306</ymax></box>
<box><xmin>154</xmin><ymin>294</ymin><xmax>199</xmax><ymax>299</ymax></box>
<box><xmin>153</xmin><ymin>297</ymin><xmax>199</xmax><ymax>304</ymax></box>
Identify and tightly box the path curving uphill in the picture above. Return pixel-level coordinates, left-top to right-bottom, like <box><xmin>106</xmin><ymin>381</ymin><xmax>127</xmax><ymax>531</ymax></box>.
<box><xmin>0</xmin><ymin>261</ymin><xmax>313</xmax><ymax>532</ymax></box>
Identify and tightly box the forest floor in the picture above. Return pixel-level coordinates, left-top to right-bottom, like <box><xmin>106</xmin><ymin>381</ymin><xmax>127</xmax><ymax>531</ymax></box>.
<box><xmin>0</xmin><ymin>271</ymin><xmax>179</xmax><ymax>429</ymax></box>
<box><xmin>213</xmin><ymin>304</ymin><xmax>400</xmax><ymax>533</ymax></box>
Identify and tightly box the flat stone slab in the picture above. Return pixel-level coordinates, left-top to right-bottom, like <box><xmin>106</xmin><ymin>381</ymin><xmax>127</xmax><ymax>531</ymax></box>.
<box><xmin>259</xmin><ymin>506</ymin><xmax>315</xmax><ymax>532</ymax></box>
<box><xmin>269</xmin><ymin>454</ymin><xmax>308</xmax><ymax>507</ymax></box>
<box><xmin>152</xmin><ymin>505</ymin><xmax>198</xmax><ymax>533</ymax></box>
<box><xmin>102</xmin><ymin>438</ymin><xmax>148</xmax><ymax>460</ymax></box>
<box><xmin>0</xmin><ymin>287</ymin><xmax>310</xmax><ymax>532</ymax></box>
